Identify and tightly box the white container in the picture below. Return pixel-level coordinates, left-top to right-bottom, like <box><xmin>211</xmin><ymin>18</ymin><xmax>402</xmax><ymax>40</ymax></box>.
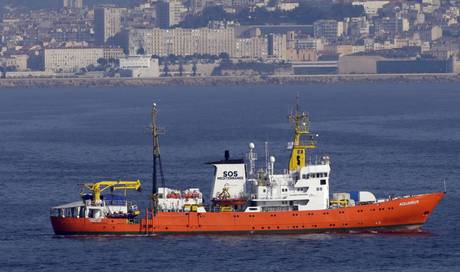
<box><xmin>332</xmin><ymin>192</ymin><xmax>350</xmax><ymax>201</ymax></box>
<box><xmin>359</xmin><ymin>191</ymin><xmax>377</xmax><ymax>203</ymax></box>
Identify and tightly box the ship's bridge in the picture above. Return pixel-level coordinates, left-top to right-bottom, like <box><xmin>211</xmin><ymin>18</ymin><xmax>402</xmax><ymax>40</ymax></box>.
<box><xmin>250</xmin><ymin>156</ymin><xmax>331</xmax><ymax>211</ymax></box>
<box><xmin>295</xmin><ymin>163</ymin><xmax>331</xmax><ymax>188</ymax></box>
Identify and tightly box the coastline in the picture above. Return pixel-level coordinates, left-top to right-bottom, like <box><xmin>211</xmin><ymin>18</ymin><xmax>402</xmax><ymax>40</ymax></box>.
<box><xmin>1</xmin><ymin>73</ymin><xmax>460</xmax><ymax>88</ymax></box>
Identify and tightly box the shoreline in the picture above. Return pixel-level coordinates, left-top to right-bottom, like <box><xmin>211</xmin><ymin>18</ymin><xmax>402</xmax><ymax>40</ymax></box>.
<box><xmin>1</xmin><ymin>73</ymin><xmax>460</xmax><ymax>88</ymax></box>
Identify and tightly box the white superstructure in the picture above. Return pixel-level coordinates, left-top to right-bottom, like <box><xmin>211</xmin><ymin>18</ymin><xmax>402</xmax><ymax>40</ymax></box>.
<box><xmin>152</xmin><ymin>101</ymin><xmax>376</xmax><ymax>214</ymax></box>
<box><xmin>248</xmin><ymin>154</ymin><xmax>331</xmax><ymax>211</ymax></box>
<box><xmin>208</xmin><ymin>144</ymin><xmax>331</xmax><ymax>212</ymax></box>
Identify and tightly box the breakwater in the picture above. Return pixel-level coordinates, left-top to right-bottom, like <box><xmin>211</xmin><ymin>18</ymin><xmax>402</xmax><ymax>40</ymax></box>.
<box><xmin>1</xmin><ymin>73</ymin><xmax>459</xmax><ymax>88</ymax></box>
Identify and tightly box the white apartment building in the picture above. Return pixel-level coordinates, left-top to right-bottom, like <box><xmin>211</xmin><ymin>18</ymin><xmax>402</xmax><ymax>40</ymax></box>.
<box><xmin>268</xmin><ymin>34</ymin><xmax>287</xmax><ymax>59</ymax></box>
<box><xmin>62</xmin><ymin>0</ymin><xmax>83</xmax><ymax>8</ymax></box>
<box><xmin>44</xmin><ymin>48</ymin><xmax>104</xmax><ymax>72</ymax></box>
<box><xmin>352</xmin><ymin>1</ymin><xmax>389</xmax><ymax>16</ymax></box>
<box><xmin>0</xmin><ymin>55</ymin><xmax>28</xmax><ymax>71</ymax></box>
<box><xmin>128</xmin><ymin>27</ymin><xmax>236</xmax><ymax>57</ymax></box>
<box><xmin>95</xmin><ymin>7</ymin><xmax>125</xmax><ymax>45</ymax></box>
<box><xmin>235</xmin><ymin>37</ymin><xmax>268</xmax><ymax>59</ymax></box>
<box><xmin>156</xmin><ymin>0</ymin><xmax>188</xmax><ymax>28</ymax></box>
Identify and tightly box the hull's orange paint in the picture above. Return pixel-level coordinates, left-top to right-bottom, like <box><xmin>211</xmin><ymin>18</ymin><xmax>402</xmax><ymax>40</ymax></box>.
<box><xmin>51</xmin><ymin>192</ymin><xmax>444</xmax><ymax>235</ymax></box>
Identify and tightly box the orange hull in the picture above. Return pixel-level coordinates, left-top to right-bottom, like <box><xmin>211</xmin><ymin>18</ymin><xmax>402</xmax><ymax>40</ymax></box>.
<box><xmin>51</xmin><ymin>192</ymin><xmax>444</xmax><ymax>235</ymax></box>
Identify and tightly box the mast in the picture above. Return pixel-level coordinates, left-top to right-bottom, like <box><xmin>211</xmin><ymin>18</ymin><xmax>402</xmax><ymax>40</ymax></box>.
<box><xmin>151</xmin><ymin>103</ymin><xmax>165</xmax><ymax>196</ymax></box>
<box><xmin>288</xmin><ymin>96</ymin><xmax>316</xmax><ymax>172</ymax></box>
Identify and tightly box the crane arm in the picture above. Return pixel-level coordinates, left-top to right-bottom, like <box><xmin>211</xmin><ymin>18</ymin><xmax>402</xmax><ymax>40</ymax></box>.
<box><xmin>83</xmin><ymin>180</ymin><xmax>141</xmax><ymax>203</ymax></box>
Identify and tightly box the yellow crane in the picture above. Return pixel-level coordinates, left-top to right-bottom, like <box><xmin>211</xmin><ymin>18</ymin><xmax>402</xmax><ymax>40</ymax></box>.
<box><xmin>82</xmin><ymin>180</ymin><xmax>141</xmax><ymax>203</ymax></box>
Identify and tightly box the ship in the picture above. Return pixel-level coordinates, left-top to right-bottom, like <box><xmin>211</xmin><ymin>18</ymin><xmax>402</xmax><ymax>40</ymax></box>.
<box><xmin>50</xmin><ymin>102</ymin><xmax>445</xmax><ymax>235</ymax></box>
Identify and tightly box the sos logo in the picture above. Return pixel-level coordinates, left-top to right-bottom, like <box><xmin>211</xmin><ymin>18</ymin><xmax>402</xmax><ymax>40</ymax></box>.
<box><xmin>223</xmin><ymin>171</ymin><xmax>238</xmax><ymax>178</ymax></box>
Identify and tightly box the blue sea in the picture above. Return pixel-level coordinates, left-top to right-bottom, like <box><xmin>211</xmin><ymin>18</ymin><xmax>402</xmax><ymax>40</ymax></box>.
<box><xmin>0</xmin><ymin>83</ymin><xmax>459</xmax><ymax>271</ymax></box>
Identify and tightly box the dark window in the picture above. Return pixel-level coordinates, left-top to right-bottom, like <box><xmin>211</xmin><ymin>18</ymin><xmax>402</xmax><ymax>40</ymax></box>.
<box><xmin>320</xmin><ymin>179</ymin><xmax>327</xmax><ymax>185</ymax></box>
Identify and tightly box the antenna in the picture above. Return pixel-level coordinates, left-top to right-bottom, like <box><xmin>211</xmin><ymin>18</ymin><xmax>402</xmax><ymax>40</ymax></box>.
<box><xmin>287</xmin><ymin>94</ymin><xmax>316</xmax><ymax>172</ymax></box>
<box><xmin>264</xmin><ymin>141</ymin><xmax>269</xmax><ymax>172</ymax></box>
<box><xmin>296</xmin><ymin>92</ymin><xmax>300</xmax><ymax>113</ymax></box>
<box><xmin>150</xmin><ymin>103</ymin><xmax>166</xmax><ymax>196</ymax></box>
<box><xmin>248</xmin><ymin>143</ymin><xmax>257</xmax><ymax>176</ymax></box>
<box><xmin>269</xmin><ymin>156</ymin><xmax>275</xmax><ymax>175</ymax></box>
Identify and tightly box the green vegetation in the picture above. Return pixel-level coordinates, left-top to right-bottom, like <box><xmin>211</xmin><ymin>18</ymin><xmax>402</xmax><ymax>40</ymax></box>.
<box><xmin>0</xmin><ymin>65</ymin><xmax>16</xmax><ymax>78</ymax></box>
<box><xmin>79</xmin><ymin>58</ymin><xmax>119</xmax><ymax>76</ymax></box>
<box><xmin>180</xmin><ymin>4</ymin><xmax>364</xmax><ymax>28</ymax></box>
<box><xmin>155</xmin><ymin>53</ymin><xmax>230</xmax><ymax>65</ymax></box>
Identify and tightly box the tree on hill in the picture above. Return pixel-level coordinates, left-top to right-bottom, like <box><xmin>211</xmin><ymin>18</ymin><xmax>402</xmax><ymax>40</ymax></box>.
<box><xmin>179</xmin><ymin>3</ymin><xmax>364</xmax><ymax>28</ymax></box>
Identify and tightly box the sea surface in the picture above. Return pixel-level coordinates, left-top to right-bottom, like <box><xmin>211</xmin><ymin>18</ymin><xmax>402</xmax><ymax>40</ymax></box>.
<box><xmin>0</xmin><ymin>83</ymin><xmax>459</xmax><ymax>272</ymax></box>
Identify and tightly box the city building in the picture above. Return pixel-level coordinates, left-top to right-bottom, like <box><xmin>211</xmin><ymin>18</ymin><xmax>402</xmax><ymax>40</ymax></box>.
<box><xmin>295</xmin><ymin>37</ymin><xmax>324</xmax><ymax>51</ymax></box>
<box><xmin>352</xmin><ymin>1</ymin><xmax>389</xmax><ymax>16</ymax></box>
<box><xmin>1</xmin><ymin>0</ymin><xmax>459</xmax><ymax>77</ymax></box>
<box><xmin>103</xmin><ymin>47</ymin><xmax>126</xmax><ymax>59</ymax></box>
<box><xmin>286</xmin><ymin>48</ymin><xmax>318</xmax><ymax>61</ymax></box>
<box><xmin>277</xmin><ymin>1</ymin><xmax>300</xmax><ymax>12</ymax></box>
<box><xmin>412</xmin><ymin>25</ymin><xmax>443</xmax><ymax>42</ymax></box>
<box><xmin>314</xmin><ymin>20</ymin><xmax>341</xmax><ymax>42</ymax></box>
<box><xmin>156</xmin><ymin>0</ymin><xmax>188</xmax><ymax>28</ymax></box>
<box><xmin>190</xmin><ymin>0</ymin><xmax>207</xmax><ymax>14</ymax></box>
<box><xmin>235</xmin><ymin>37</ymin><xmax>268</xmax><ymax>59</ymax></box>
<box><xmin>0</xmin><ymin>55</ymin><xmax>28</xmax><ymax>71</ymax></box>
<box><xmin>268</xmin><ymin>34</ymin><xmax>287</xmax><ymax>59</ymax></box>
<box><xmin>62</xmin><ymin>0</ymin><xmax>84</xmax><ymax>9</ymax></box>
<box><xmin>377</xmin><ymin>58</ymin><xmax>454</xmax><ymax>73</ymax></box>
<box><xmin>347</xmin><ymin>17</ymin><xmax>370</xmax><ymax>38</ymax></box>
<box><xmin>338</xmin><ymin>55</ymin><xmax>384</xmax><ymax>74</ymax></box>
<box><xmin>339</xmin><ymin>54</ymin><xmax>455</xmax><ymax>74</ymax></box>
<box><xmin>95</xmin><ymin>7</ymin><xmax>125</xmax><ymax>45</ymax></box>
<box><xmin>127</xmin><ymin>27</ymin><xmax>236</xmax><ymax>57</ymax></box>
<box><xmin>44</xmin><ymin>48</ymin><xmax>104</xmax><ymax>72</ymax></box>
<box><xmin>119</xmin><ymin>56</ymin><xmax>160</xmax><ymax>78</ymax></box>
<box><xmin>374</xmin><ymin>17</ymin><xmax>405</xmax><ymax>37</ymax></box>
